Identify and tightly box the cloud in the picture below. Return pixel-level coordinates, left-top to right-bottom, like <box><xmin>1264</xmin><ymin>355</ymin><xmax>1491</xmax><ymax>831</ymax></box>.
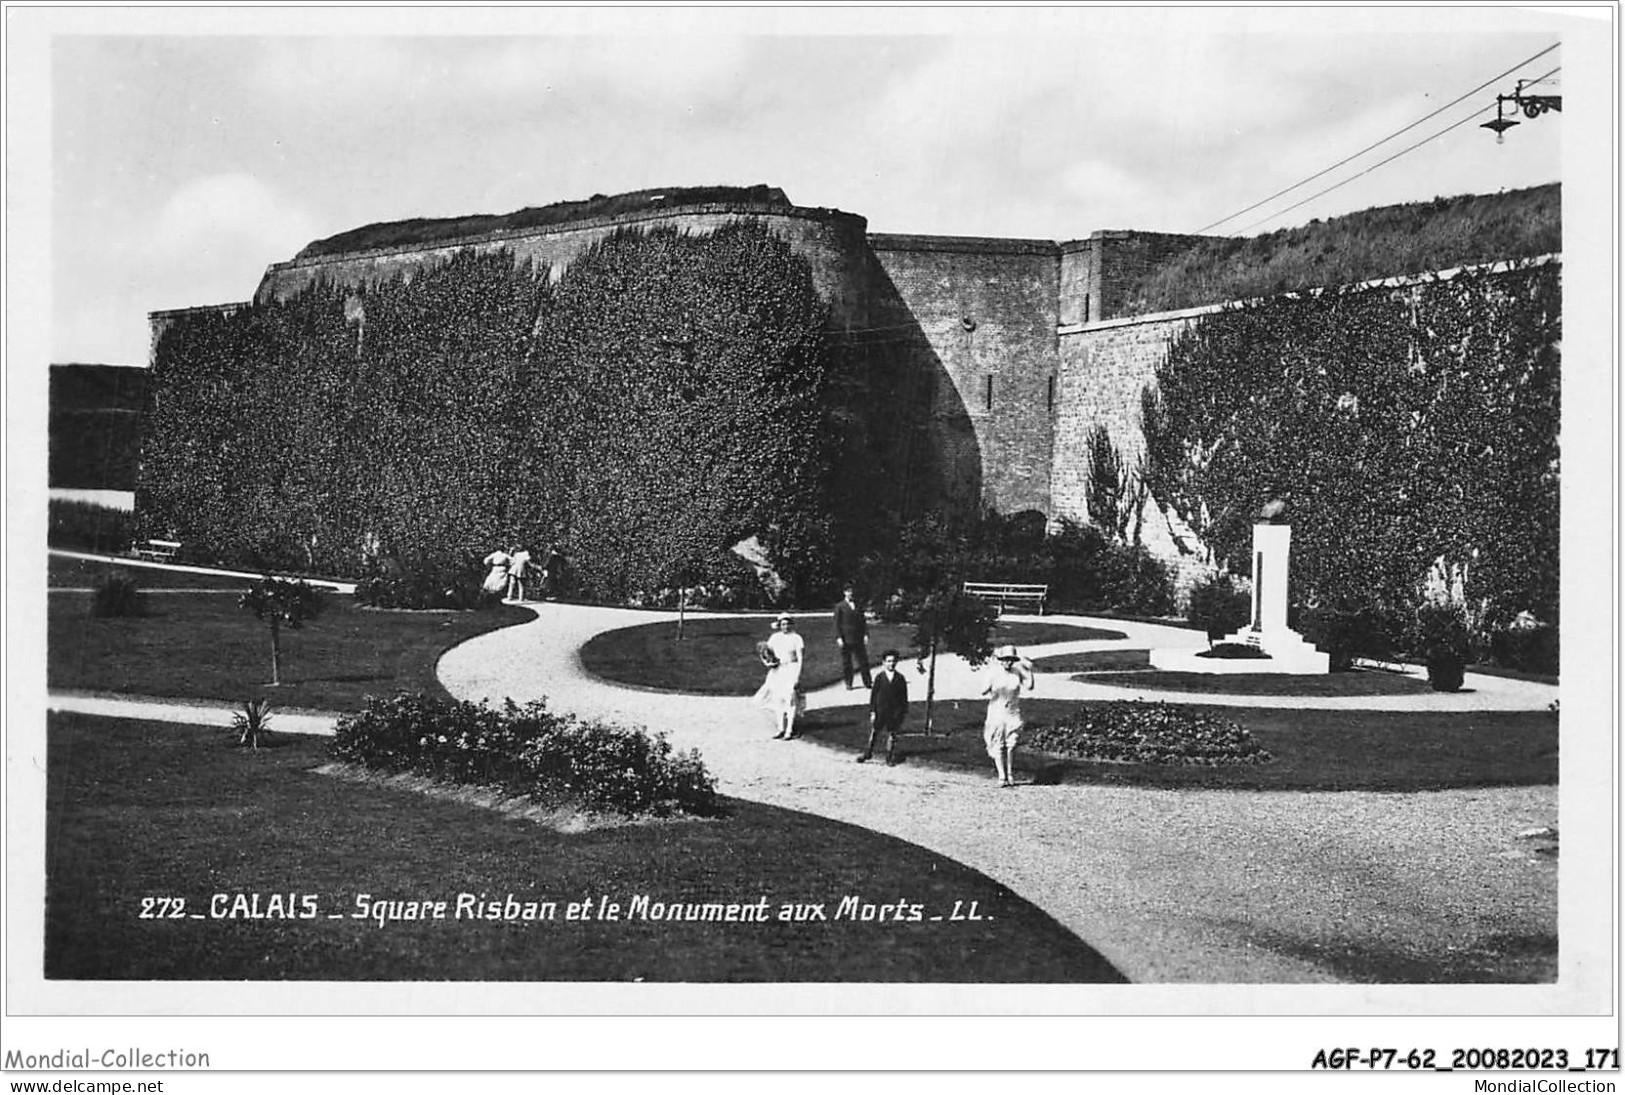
<box><xmin>251</xmin><ymin>38</ymin><xmax>423</xmax><ymax>104</ymax></box>
<box><xmin>151</xmin><ymin>173</ymin><xmax>319</xmax><ymax>266</ymax></box>
<box><xmin>249</xmin><ymin>35</ymin><xmax>752</xmax><ymax>113</ymax></box>
<box><xmin>471</xmin><ymin>36</ymin><xmax>751</xmax><ymax>102</ymax></box>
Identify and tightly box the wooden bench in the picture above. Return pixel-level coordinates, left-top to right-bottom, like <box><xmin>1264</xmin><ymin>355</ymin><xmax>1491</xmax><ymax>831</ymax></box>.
<box><xmin>962</xmin><ymin>581</ymin><xmax>1048</xmax><ymax>615</ymax></box>
<box><xmin>132</xmin><ymin>538</ymin><xmax>182</xmax><ymax>563</ymax></box>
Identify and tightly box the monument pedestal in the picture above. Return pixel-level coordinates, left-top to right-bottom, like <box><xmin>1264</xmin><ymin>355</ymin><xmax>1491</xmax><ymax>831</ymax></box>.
<box><xmin>1150</xmin><ymin>522</ymin><xmax>1329</xmax><ymax>675</ymax></box>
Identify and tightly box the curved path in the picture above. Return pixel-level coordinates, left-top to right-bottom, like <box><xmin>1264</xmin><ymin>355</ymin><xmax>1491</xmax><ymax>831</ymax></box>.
<box><xmin>439</xmin><ymin>603</ymin><xmax>1558</xmax><ymax>984</ymax></box>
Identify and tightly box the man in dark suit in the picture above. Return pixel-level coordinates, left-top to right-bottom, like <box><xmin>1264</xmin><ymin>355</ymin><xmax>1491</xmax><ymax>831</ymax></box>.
<box><xmin>859</xmin><ymin>650</ymin><xmax>908</xmax><ymax>765</ymax></box>
<box><xmin>833</xmin><ymin>584</ymin><xmax>872</xmax><ymax>690</ymax></box>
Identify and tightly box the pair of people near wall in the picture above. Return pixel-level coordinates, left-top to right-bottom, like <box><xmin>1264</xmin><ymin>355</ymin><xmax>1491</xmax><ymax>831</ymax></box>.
<box><xmin>482</xmin><ymin>545</ymin><xmax>532</xmax><ymax>602</ymax></box>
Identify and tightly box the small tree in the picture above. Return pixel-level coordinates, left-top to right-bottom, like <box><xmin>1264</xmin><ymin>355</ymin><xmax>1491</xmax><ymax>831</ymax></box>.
<box><xmin>884</xmin><ymin>584</ymin><xmax>999</xmax><ymax>736</ymax></box>
<box><xmin>1086</xmin><ymin>425</ymin><xmax>1149</xmax><ymax>544</ymax></box>
<box><xmin>238</xmin><ymin>577</ymin><xmax>324</xmax><ymax>686</ymax></box>
<box><xmin>869</xmin><ymin>510</ymin><xmax>1001</xmax><ymax>734</ymax></box>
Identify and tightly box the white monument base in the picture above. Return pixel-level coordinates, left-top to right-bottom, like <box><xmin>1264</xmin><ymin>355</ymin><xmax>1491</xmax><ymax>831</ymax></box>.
<box><xmin>1149</xmin><ymin>627</ymin><xmax>1330</xmax><ymax>675</ymax></box>
<box><xmin>1147</xmin><ymin>520</ymin><xmax>1332</xmax><ymax>675</ymax></box>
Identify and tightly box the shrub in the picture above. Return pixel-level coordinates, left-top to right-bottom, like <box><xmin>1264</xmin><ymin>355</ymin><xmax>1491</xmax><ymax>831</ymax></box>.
<box><xmin>231</xmin><ymin>699</ymin><xmax>275</xmax><ymax>750</ymax></box>
<box><xmin>1414</xmin><ymin>602</ymin><xmax>1474</xmax><ymax>658</ymax></box>
<box><xmin>1195</xmin><ymin>642</ymin><xmax>1270</xmax><ymax>660</ymax></box>
<box><xmin>644</xmin><ymin>550</ymin><xmax>777</xmax><ymax>610</ymax></box>
<box><xmin>1024</xmin><ymin>701</ymin><xmax>1272</xmax><ymax>766</ymax></box>
<box><xmin>864</xmin><ymin>510</ymin><xmax>1177</xmax><ymax>620</ymax></box>
<box><xmin>1415</xmin><ymin>602</ymin><xmax>1473</xmax><ymax>692</ymax></box>
<box><xmin>1426</xmin><ymin>651</ymin><xmax>1466</xmax><ymax>692</ymax></box>
<box><xmin>354</xmin><ymin>565</ymin><xmax>499</xmax><ymax>611</ymax></box>
<box><xmin>330</xmin><ymin>693</ymin><xmax>719</xmax><ymax>817</ymax></box>
<box><xmin>49</xmin><ymin>499</ymin><xmax>136</xmax><ymax>554</ymax></box>
<box><xmin>1186</xmin><ymin>574</ymin><xmax>1252</xmax><ymax>642</ymax></box>
<box><xmin>1302</xmin><ymin>603</ymin><xmax>1401</xmax><ymax>671</ymax></box>
<box><xmin>1489</xmin><ymin>624</ymin><xmax>1559</xmax><ymax>677</ymax></box>
<box><xmin>1097</xmin><ymin>543</ymin><xmax>1176</xmax><ymax>616</ymax></box>
<box><xmin>90</xmin><ymin>570</ymin><xmax>146</xmax><ymax>618</ymax></box>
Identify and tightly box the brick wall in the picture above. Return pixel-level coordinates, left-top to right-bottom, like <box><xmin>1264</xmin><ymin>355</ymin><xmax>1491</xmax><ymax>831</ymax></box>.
<box><xmin>1051</xmin><ymin>307</ymin><xmax>1210</xmax><ymax>595</ymax></box>
<box><xmin>867</xmin><ymin>234</ymin><xmax>1061</xmax><ymax>518</ymax></box>
<box><xmin>1056</xmin><ymin>230</ymin><xmax>1214</xmax><ymax>323</ymax></box>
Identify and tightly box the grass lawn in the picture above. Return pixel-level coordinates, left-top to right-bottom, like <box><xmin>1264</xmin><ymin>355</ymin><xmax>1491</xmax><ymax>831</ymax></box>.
<box><xmin>580</xmin><ymin>615</ymin><xmax>1127</xmax><ymax>694</ymax></box>
<box><xmin>48</xmin><ymin>556</ymin><xmax>263</xmax><ymax>590</ymax></box>
<box><xmin>1032</xmin><ymin>650</ymin><xmax>1153</xmax><ymax>673</ymax></box>
<box><xmin>44</xmin><ymin>714</ymin><xmax>1124</xmax><ymax>982</ymax></box>
<box><xmin>795</xmin><ymin>700</ymin><xmax>1557</xmax><ymax>792</ymax></box>
<box><xmin>1074</xmin><ymin>668</ymin><xmax>1434</xmax><ymax>697</ymax></box>
<box><xmin>49</xmin><ymin>589</ymin><xmax>533</xmax><ymax>711</ymax></box>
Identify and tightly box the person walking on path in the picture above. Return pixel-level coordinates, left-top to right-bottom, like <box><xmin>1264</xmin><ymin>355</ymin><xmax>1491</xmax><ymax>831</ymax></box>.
<box><xmin>753</xmin><ymin>613</ymin><xmax>807</xmax><ymax>740</ymax></box>
<box><xmin>981</xmin><ymin>644</ymin><xmax>1034</xmax><ymax>787</ymax></box>
<box><xmin>506</xmin><ymin>545</ymin><xmax>532</xmax><ymax>603</ymax></box>
<box><xmin>833</xmin><ymin>585</ymin><xmax>872</xmax><ymax>690</ymax></box>
<box><xmin>481</xmin><ymin>547</ymin><xmax>512</xmax><ymax>597</ymax></box>
<box><xmin>859</xmin><ymin>649</ymin><xmax>908</xmax><ymax>765</ymax></box>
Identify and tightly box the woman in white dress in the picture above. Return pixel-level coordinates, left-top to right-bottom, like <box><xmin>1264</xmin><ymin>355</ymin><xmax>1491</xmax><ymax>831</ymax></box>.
<box><xmin>481</xmin><ymin>548</ymin><xmax>511</xmax><ymax>596</ymax></box>
<box><xmin>753</xmin><ymin>613</ymin><xmax>807</xmax><ymax>740</ymax></box>
<box><xmin>981</xmin><ymin>644</ymin><xmax>1034</xmax><ymax>787</ymax></box>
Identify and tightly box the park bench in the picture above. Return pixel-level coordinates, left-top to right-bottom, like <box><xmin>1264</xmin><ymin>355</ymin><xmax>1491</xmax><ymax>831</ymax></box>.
<box><xmin>132</xmin><ymin>538</ymin><xmax>182</xmax><ymax>563</ymax></box>
<box><xmin>962</xmin><ymin>580</ymin><xmax>1048</xmax><ymax>616</ymax></box>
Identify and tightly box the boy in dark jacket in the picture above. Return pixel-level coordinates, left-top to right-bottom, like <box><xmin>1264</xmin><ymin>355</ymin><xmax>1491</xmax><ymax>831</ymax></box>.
<box><xmin>859</xmin><ymin>650</ymin><xmax>908</xmax><ymax>765</ymax></box>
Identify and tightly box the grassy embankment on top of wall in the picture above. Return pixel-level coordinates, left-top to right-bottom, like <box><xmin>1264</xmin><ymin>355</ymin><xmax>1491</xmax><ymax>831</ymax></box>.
<box><xmin>294</xmin><ymin>184</ymin><xmax>793</xmax><ymax>259</ymax></box>
<box><xmin>1124</xmin><ymin>183</ymin><xmax>1559</xmax><ymax>314</ymax></box>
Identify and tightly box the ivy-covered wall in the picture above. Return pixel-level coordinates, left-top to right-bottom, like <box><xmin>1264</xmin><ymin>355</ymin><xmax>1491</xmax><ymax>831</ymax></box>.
<box><xmin>1054</xmin><ymin>259</ymin><xmax>1560</xmax><ymax>628</ymax></box>
<box><xmin>136</xmin><ymin>183</ymin><xmax>1562</xmax><ymax>625</ymax></box>
<box><xmin>139</xmin><ymin>223</ymin><xmax>894</xmax><ymax>600</ymax></box>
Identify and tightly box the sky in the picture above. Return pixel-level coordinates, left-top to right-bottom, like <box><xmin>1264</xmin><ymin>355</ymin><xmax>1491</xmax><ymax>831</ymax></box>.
<box><xmin>12</xmin><ymin>5</ymin><xmax>1604</xmax><ymax>369</ymax></box>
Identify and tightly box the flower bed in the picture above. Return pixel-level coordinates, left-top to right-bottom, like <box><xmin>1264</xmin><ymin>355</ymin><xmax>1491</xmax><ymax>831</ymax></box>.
<box><xmin>330</xmin><ymin>693</ymin><xmax>718</xmax><ymax>816</ymax></box>
<box><xmin>1024</xmin><ymin>701</ymin><xmax>1272</xmax><ymax>767</ymax></box>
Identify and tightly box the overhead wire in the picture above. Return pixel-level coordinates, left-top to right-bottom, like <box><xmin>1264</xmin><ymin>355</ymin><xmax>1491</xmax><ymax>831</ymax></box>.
<box><xmin>1193</xmin><ymin>43</ymin><xmax>1561</xmax><ymax>236</ymax></box>
<box><xmin>1231</xmin><ymin>64</ymin><xmax>1560</xmax><ymax>236</ymax></box>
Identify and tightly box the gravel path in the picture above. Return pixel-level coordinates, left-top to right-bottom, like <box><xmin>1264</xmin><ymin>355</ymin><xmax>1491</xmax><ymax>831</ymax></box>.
<box><xmin>437</xmin><ymin>603</ymin><xmax>1559</xmax><ymax>984</ymax></box>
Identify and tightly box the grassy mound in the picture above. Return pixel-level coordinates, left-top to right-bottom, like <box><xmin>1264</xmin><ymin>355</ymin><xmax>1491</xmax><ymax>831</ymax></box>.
<box><xmin>296</xmin><ymin>184</ymin><xmax>793</xmax><ymax>259</ymax></box>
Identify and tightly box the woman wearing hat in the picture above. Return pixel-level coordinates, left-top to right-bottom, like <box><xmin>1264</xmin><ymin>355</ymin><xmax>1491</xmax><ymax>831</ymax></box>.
<box><xmin>980</xmin><ymin>644</ymin><xmax>1034</xmax><ymax>786</ymax></box>
<box><xmin>753</xmin><ymin>613</ymin><xmax>807</xmax><ymax>740</ymax></box>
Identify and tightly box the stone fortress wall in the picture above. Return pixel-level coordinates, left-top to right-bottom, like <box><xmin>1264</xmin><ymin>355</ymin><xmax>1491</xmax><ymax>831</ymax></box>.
<box><xmin>145</xmin><ymin>189</ymin><xmax>1557</xmax><ymax>581</ymax></box>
